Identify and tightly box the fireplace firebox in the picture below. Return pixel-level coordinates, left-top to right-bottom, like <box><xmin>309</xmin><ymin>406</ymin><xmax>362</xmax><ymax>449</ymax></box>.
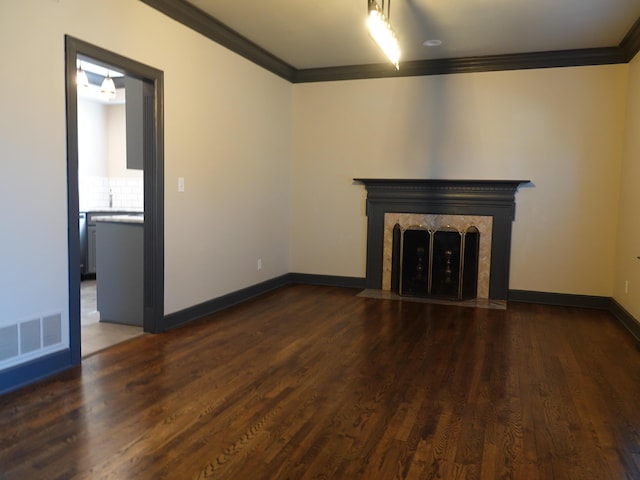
<box><xmin>393</xmin><ymin>225</ymin><xmax>480</xmax><ymax>300</ymax></box>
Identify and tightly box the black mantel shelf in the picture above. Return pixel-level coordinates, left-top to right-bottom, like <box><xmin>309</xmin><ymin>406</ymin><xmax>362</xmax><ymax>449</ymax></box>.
<box><xmin>354</xmin><ymin>178</ymin><xmax>530</xmax><ymax>186</ymax></box>
<box><xmin>353</xmin><ymin>179</ymin><xmax>531</xmax><ymax>203</ymax></box>
<box><xmin>354</xmin><ymin>178</ymin><xmax>531</xmax><ymax>301</ymax></box>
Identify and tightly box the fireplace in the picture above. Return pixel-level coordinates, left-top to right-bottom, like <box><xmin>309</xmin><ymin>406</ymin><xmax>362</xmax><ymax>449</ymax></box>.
<box><xmin>355</xmin><ymin>179</ymin><xmax>529</xmax><ymax>301</ymax></box>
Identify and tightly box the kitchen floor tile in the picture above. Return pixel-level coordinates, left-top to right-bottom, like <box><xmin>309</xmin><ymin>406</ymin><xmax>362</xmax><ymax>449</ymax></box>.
<box><xmin>81</xmin><ymin>279</ymin><xmax>145</xmax><ymax>357</ymax></box>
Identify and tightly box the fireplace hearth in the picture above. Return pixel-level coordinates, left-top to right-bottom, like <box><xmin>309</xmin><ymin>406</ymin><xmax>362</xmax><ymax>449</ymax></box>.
<box><xmin>355</xmin><ymin>179</ymin><xmax>529</xmax><ymax>301</ymax></box>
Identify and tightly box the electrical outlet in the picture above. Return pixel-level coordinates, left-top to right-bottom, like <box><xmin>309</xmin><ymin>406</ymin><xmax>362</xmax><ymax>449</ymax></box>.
<box><xmin>625</xmin><ymin>280</ymin><xmax>629</xmax><ymax>294</ymax></box>
<box><xmin>257</xmin><ymin>258</ymin><xmax>262</xmax><ymax>271</ymax></box>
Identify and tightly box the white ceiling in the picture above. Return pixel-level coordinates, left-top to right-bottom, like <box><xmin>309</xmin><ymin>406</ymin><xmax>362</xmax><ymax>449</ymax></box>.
<box><xmin>78</xmin><ymin>60</ymin><xmax>124</xmax><ymax>78</ymax></box>
<box><xmin>183</xmin><ymin>0</ymin><xmax>640</xmax><ymax>69</ymax></box>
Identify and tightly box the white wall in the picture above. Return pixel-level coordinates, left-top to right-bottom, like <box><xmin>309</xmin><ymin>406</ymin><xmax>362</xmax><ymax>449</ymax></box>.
<box><xmin>614</xmin><ymin>52</ymin><xmax>640</xmax><ymax>319</ymax></box>
<box><xmin>0</xmin><ymin>2</ymin><xmax>71</xmax><ymax>359</ymax></box>
<box><xmin>78</xmin><ymin>99</ymin><xmax>108</xmax><ymax>178</ymax></box>
<box><xmin>78</xmin><ymin>98</ymin><xmax>142</xmax><ymax>210</ymax></box>
<box><xmin>290</xmin><ymin>65</ymin><xmax>628</xmax><ymax>296</ymax></box>
<box><xmin>161</xmin><ymin>22</ymin><xmax>292</xmax><ymax>313</ymax></box>
<box><xmin>106</xmin><ymin>103</ymin><xmax>135</xmax><ymax>178</ymax></box>
<box><xmin>77</xmin><ymin>98</ymin><xmax>131</xmax><ymax>180</ymax></box>
<box><xmin>0</xmin><ymin>0</ymin><xmax>292</xmax><ymax>371</ymax></box>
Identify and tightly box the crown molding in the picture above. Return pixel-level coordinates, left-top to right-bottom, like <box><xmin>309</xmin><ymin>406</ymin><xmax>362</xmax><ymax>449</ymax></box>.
<box><xmin>293</xmin><ymin>47</ymin><xmax>626</xmax><ymax>83</ymax></box>
<box><xmin>82</xmin><ymin>71</ymin><xmax>126</xmax><ymax>89</ymax></box>
<box><xmin>620</xmin><ymin>16</ymin><xmax>640</xmax><ymax>61</ymax></box>
<box><xmin>140</xmin><ymin>0</ymin><xmax>296</xmax><ymax>82</ymax></box>
<box><xmin>141</xmin><ymin>0</ymin><xmax>638</xmax><ymax>83</ymax></box>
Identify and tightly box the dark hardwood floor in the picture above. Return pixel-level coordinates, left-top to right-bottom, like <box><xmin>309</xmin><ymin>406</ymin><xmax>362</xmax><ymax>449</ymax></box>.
<box><xmin>1</xmin><ymin>284</ymin><xmax>640</xmax><ymax>479</ymax></box>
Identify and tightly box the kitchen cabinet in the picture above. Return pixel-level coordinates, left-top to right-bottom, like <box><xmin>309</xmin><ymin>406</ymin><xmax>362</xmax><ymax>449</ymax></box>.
<box><xmin>125</xmin><ymin>77</ymin><xmax>143</xmax><ymax>170</ymax></box>
<box><xmin>95</xmin><ymin>216</ymin><xmax>144</xmax><ymax>326</ymax></box>
<box><xmin>125</xmin><ymin>77</ymin><xmax>153</xmax><ymax>171</ymax></box>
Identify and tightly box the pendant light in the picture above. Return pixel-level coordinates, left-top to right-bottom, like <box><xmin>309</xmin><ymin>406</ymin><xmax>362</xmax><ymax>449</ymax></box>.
<box><xmin>100</xmin><ymin>71</ymin><xmax>116</xmax><ymax>100</ymax></box>
<box><xmin>76</xmin><ymin>62</ymin><xmax>89</xmax><ymax>88</ymax></box>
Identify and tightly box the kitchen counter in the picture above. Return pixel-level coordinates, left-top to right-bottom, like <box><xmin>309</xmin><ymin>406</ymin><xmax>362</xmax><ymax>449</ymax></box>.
<box><xmin>84</xmin><ymin>207</ymin><xmax>143</xmax><ymax>213</ymax></box>
<box><xmin>92</xmin><ymin>214</ymin><xmax>144</xmax><ymax>224</ymax></box>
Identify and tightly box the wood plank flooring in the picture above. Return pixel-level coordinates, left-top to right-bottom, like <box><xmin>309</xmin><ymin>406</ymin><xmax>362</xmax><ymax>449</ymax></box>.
<box><xmin>1</xmin><ymin>284</ymin><xmax>640</xmax><ymax>479</ymax></box>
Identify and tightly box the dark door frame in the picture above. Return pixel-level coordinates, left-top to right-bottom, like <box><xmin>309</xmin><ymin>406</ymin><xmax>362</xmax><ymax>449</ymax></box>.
<box><xmin>65</xmin><ymin>36</ymin><xmax>164</xmax><ymax>362</ymax></box>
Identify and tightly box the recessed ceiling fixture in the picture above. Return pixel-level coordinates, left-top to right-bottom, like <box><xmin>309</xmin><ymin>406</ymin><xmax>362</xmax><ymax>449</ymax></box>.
<box><xmin>423</xmin><ymin>39</ymin><xmax>442</xmax><ymax>47</ymax></box>
<box><xmin>367</xmin><ymin>0</ymin><xmax>400</xmax><ymax>70</ymax></box>
<box><xmin>100</xmin><ymin>71</ymin><xmax>116</xmax><ymax>100</ymax></box>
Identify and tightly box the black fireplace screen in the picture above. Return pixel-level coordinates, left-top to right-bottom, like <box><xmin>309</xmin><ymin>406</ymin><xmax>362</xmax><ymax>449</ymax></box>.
<box><xmin>391</xmin><ymin>224</ymin><xmax>480</xmax><ymax>301</ymax></box>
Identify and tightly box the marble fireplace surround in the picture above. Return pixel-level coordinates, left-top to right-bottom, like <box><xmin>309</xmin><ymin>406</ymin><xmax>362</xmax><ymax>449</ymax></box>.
<box><xmin>355</xmin><ymin>179</ymin><xmax>529</xmax><ymax>301</ymax></box>
<box><xmin>383</xmin><ymin>213</ymin><xmax>493</xmax><ymax>298</ymax></box>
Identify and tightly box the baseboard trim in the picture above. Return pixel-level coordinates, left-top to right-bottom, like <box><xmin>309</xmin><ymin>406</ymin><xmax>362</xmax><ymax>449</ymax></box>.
<box><xmin>288</xmin><ymin>273</ymin><xmax>366</xmax><ymax>289</ymax></box>
<box><xmin>509</xmin><ymin>289</ymin><xmax>640</xmax><ymax>347</ymax></box>
<box><xmin>162</xmin><ymin>273</ymin><xmax>365</xmax><ymax>331</ymax></box>
<box><xmin>163</xmin><ymin>274</ymin><xmax>292</xmax><ymax>331</ymax></box>
<box><xmin>164</xmin><ymin>283</ymin><xmax>633</xmax><ymax>335</ymax></box>
<box><xmin>508</xmin><ymin>289</ymin><xmax>611</xmax><ymax>309</ymax></box>
<box><xmin>609</xmin><ymin>299</ymin><xmax>640</xmax><ymax>343</ymax></box>
<box><xmin>163</xmin><ymin>273</ymin><xmax>365</xmax><ymax>331</ymax></box>
<box><xmin>0</xmin><ymin>349</ymin><xmax>76</xmax><ymax>396</ymax></box>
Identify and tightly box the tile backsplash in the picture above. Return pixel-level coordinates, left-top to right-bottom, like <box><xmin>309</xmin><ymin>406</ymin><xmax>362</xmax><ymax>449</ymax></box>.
<box><xmin>79</xmin><ymin>176</ymin><xmax>143</xmax><ymax>211</ymax></box>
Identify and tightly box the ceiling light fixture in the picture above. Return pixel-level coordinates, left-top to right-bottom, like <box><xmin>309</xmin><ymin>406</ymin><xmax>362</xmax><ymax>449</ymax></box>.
<box><xmin>76</xmin><ymin>61</ymin><xmax>89</xmax><ymax>88</ymax></box>
<box><xmin>424</xmin><ymin>39</ymin><xmax>442</xmax><ymax>47</ymax></box>
<box><xmin>367</xmin><ymin>0</ymin><xmax>400</xmax><ymax>70</ymax></box>
<box><xmin>100</xmin><ymin>71</ymin><xmax>116</xmax><ymax>100</ymax></box>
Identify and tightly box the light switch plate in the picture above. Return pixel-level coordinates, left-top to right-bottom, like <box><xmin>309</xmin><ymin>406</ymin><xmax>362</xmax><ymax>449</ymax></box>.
<box><xmin>178</xmin><ymin>177</ymin><xmax>185</xmax><ymax>192</ymax></box>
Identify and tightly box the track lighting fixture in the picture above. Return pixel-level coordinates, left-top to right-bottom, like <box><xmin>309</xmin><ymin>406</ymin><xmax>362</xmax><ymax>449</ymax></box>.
<box><xmin>367</xmin><ymin>0</ymin><xmax>400</xmax><ymax>69</ymax></box>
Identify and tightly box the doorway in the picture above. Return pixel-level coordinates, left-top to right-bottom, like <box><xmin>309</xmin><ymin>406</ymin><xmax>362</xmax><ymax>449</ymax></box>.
<box><xmin>77</xmin><ymin>59</ymin><xmax>144</xmax><ymax>355</ymax></box>
<box><xmin>65</xmin><ymin>36</ymin><xmax>164</xmax><ymax>363</ymax></box>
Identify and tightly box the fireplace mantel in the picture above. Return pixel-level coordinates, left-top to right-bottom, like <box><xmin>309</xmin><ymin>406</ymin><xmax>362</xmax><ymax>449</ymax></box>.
<box><xmin>354</xmin><ymin>178</ymin><xmax>530</xmax><ymax>301</ymax></box>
